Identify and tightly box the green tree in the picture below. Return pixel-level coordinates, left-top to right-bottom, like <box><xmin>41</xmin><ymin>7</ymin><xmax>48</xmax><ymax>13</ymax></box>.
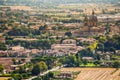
<box><xmin>48</xmin><ymin>72</ymin><xmax>54</xmax><ymax>78</ymax></box>
<box><xmin>32</xmin><ymin>61</ymin><xmax>48</xmax><ymax>75</ymax></box>
<box><xmin>32</xmin><ymin>64</ymin><xmax>40</xmax><ymax>75</ymax></box>
<box><xmin>93</xmin><ymin>60</ymin><xmax>100</xmax><ymax>66</ymax></box>
<box><xmin>12</xmin><ymin>58</ymin><xmax>16</xmax><ymax>65</ymax></box>
<box><xmin>0</xmin><ymin>42</ymin><xmax>7</xmax><ymax>51</ymax></box>
<box><xmin>97</xmin><ymin>43</ymin><xmax>104</xmax><ymax>52</ymax></box>
<box><xmin>67</xmin><ymin>55</ymin><xmax>77</xmax><ymax>67</ymax></box>
<box><xmin>112</xmin><ymin>61</ymin><xmax>120</xmax><ymax>68</ymax></box>
<box><xmin>82</xmin><ymin>59</ymin><xmax>88</xmax><ymax>65</ymax></box>
<box><xmin>12</xmin><ymin>74</ymin><xmax>22</xmax><ymax>80</ymax></box>
<box><xmin>18</xmin><ymin>66</ymin><xmax>26</xmax><ymax>74</ymax></box>
<box><xmin>65</xmin><ymin>31</ymin><xmax>72</xmax><ymax>37</ymax></box>
<box><xmin>39</xmin><ymin>61</ymin><xmax>48</xmax><ymax>73</ymax></box>
<box><xmin>0</xmin><ymin>64</ymin><xmax>4</xmax><ymax>73</ymax></box>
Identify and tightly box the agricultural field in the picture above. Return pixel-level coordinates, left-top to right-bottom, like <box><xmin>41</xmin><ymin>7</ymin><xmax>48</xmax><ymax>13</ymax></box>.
<box><xmin>60</xmin><ymin>68</ymin><xmax>120</xmax><ymax>80</ymax></box>
<box><xmin>0</xmin><ymin>77</ymin><xmax>10</xmax><ymax>80</ymax></box>
<box><xmin>57</xmin><ymin>3</ymin><xmax>119</xmax><ymax>14</ymax></box>
<box><xmin>0</xmin><ymin>6</ymin><xmax>33</xmax><ymax>11</ymax></box>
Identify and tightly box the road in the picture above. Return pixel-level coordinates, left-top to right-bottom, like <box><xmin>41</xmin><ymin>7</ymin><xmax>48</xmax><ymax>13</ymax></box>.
<box><xmin>25</xmin><ymin>65</ymin><xmax>66</xmax><ymax>80</ymax></box>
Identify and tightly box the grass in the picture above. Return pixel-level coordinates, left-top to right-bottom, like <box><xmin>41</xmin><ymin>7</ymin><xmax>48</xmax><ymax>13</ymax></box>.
<box><xmin>72</xmin><ymin>71</ymin><xmax>81</xmax><ymax>75</ymax></box>
<box><xmin>80</xmin><ymin>63</ymin><xmax>100</xmax><ymax>67</ymax></box>
<box><xmin>52</xmin><ymin>71</ymin><xmax>60</xmax><ymax>76</ymax></box>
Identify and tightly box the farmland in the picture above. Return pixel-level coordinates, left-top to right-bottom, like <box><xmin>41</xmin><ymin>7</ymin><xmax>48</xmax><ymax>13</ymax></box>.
<box><xmin>60</xmin><ymin>68</ymin><xmax>120</xmax><ymax>80</ymax></box>
<box><xmin>0</xmin><ymin>77</ymin><xmax>10</xmax><ymax>80</ymax></box>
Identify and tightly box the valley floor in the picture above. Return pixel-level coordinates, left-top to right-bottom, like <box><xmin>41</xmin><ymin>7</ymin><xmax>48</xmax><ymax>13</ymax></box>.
<box><xmin>60</xmin><ymin>68</ymin><xmax>120</xmax><ymax>80</ymax></box>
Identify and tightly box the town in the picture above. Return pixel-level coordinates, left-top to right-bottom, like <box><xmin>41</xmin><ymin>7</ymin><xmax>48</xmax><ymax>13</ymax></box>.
<box><xmin>0</xmin><ymin>0</ymin><xmax>120</xmax><ymax>80</ymax></box>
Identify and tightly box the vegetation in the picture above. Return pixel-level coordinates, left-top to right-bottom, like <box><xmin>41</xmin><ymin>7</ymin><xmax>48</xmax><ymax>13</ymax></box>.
<box><xmin>32</xmin><ymin>61</ymin><xmax>48</xmax><ymax>75</ymax></box>
<box><xmin>0</xmin><ymin>43</ymin><xmax>7</xmax><ymax>51</ymax></box>
<box><xmin>0</xmin><ymin>1</ymin><xmax>120</xmax><ymax>80</ymax></box>
<box><xmin>0</xmin><ymin>64</ymin><xmax>4</xmax><ymax>73</ymax></box>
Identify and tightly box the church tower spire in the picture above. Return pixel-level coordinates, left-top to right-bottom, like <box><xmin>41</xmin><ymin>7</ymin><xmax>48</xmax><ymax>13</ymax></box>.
<box><xmin>92</xmin><ymin>10</ymin><xmax>95</xmax><ymax>15</ymax></box>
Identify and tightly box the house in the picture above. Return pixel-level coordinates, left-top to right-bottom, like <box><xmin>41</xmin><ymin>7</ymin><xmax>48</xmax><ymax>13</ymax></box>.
<box><xmin>101</xmin><ymin>61</ymin><xmax>112</xmax><ymax>67</ymax></box>
<box><xmin>10</xmin><ymin>63</ymin><xmax>25</xmax><ymax>71</ymax></box>
<box><xmin>77</xmin><ymin>38</ymin><xmax>96</xmax><ymax>44</ymax></box>
<box><xmin>31</xmin><ymin>49</ymin><xmax>42</xmax><ymax>54</ymax></box>
<box><xmin>11</xmin><ymin>46</ymin><xmax>24</xmax><ymax>51</ymax></box>
<box><xmin>44</xmin><ymin>39</ymin><xmax>84</xmax><ymax>56</ymax></box>
<box><xmin>56</xmin><ymin>72</ymin><xmax>73</xmax><ymax>79</ymax></box>
<box><xmin>51</xmin><ymin>44</ymin><xmax>77</xmax><ymax>51</ymax></box>
<box><xmin>82</xmin><ymin>57</ymin><xmax>94</xmax><ymax>61</ymax></box>
<box><xmin>105</xmin><ymin>55</ymin><xmax>110</xmax><ymax>61</ymax></box>
<box><xmin>0</xmin><ymin>36</ymin><xmax>5</xmax><ymax>43</ymax></box>
<box><xmin>43</xmin><ymin>49</ymin><xmax>68</xmax><ymax>57</ymax></box>
<box><xmin>62</xmin><ymin>39</ymin><xmax>76</xmax><ymax>45</ymax></box>
<box><xmin>116</xmin><ymin>50</ymin><xmax>120</xmax><ymax>56</ymax></box>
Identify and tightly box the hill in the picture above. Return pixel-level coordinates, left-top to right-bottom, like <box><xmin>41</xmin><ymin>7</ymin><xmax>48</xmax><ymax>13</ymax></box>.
<box><xmin>1</xmin><ymin>0</ymin><xmax>120</xmax><ymax>6</ymax></box>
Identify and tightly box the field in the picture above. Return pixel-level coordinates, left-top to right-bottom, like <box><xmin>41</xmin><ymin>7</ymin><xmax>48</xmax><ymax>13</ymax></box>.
<box><xmin>0</xmin><ymin>77</ymin><xmax>10</xmax><ymax>80</ymax></box>
<box><xmin>0</xmin><ymin>6</ymin><xmax>33</xmax><ymax>11</ymax></box>
<box><xmin>60</xmin><ymin>68</ymin><xmax>120</xmax><ymax>80</ymax></box>
<box><xmin>10</xmin><ymin>6</ymin><xmax>33</xmax><ymax>10</ymax></box>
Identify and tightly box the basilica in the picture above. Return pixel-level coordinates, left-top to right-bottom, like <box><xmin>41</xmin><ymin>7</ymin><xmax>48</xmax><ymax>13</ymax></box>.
<box><xmin>84</xmin><ymin>10</ymin><xmax>98</xmax><ymax>27</ymax></box>
<box><xmin>72</xmin><ymin>11</ymin><xmax>105</xmax><ymax>37</ymax></box>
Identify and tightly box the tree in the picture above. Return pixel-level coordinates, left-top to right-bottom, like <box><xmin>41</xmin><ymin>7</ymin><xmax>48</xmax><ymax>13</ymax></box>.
<box><xmin>52</xmin><ymin>26</ymin><xmax>56</xmax><ymax>31</ymax></box>
<box><xmin>77</xmin><ymin>48</ymin><xmax>94</xmax><ymax>58</ymax></box>
<box><xmin>75</xmin><ymin>53</ymin><xmax>81</xmax><ymax>67</ymax></box>
<box><xmin>0</xmin><ymin>64</ymin><xmax>4</xmax><ymax>73</ymax></box>
<box><xmin>39</xmin><ymin>25</ymin><xmax>48</xmax><ymax>34</ymax></box>
<box><xmin>11</xmin><ymin>74</ymin><xmax>22</xmax><ymax>80</ymax></box>
<box><xmin>12</xmin><ymin>58</ymin><xmax>16</xmax><ymax>65</ymax></box>
<box><xmin>46</xmin><ymin>58</ymin><xmax>54</xmax><ymax>69</ymax></box>
<box><xmin>48</xmin><ymin>72</ymin><xmax>54</xmax><ymax>78</ymax></box>
<box><xmin>67</xmin><ymin>55</ymin><xmax>77</xmax><ymax>67</ymax></box>
<box><xmin>18</xmin><ymin>66</ymin><xmax>26</xmax><ymax>74</ymax></box>
<box><xmin>39</xmin><ymin>61</ymin><xmax>48</xmax><ymax>73</ymax></box>
<box><xmin>32</xmin><ymin>64</ymin><xmax>40</xmax><ymax>75</ymax></box>
<box><xmin>0</xmin><ymin>42</ymin><xmax>7</xmax><ymax>51</ymax></box>
<box><xmin>97</xmin><ymin>43</ymin><xmax>104</xmax><ymax>52</ymax></box>
<box><xmin>32</xmin><ymin>61</ymin><xmax>48</xmax><ymax>75</ymax></box>
<box><xmin>82</xmin><ymin>59</ymin><xmax>88</xmax><ymax>65</ymax></box>
<box><xmin>109</xmin><ymin>47</ymin><xmax>116</xmax><ymax>53</ymax></box>
<box><xmin>94</xmin><ymin>60</ymin><xmax>100</xmax><ymax>66</ymax></box>
<box><xmin>65</xmin><ymin>31</ymin><xmax>72</xmax><ymax>37</ymax></box>
<box><xmin>112</xmin><ymin>61</ymin><xmax>120</xmax><ymax>68</ymax></box>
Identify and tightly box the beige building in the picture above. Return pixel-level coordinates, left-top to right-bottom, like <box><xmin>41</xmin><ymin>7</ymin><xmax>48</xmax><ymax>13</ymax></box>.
<box><xmin>62</xmin><ymin>39</ymin><xmax>76</xmax><ymax>45</ymax></box>
<box><xmin>72</xmin><ymin>11</ymin><xmax>106</xmax><ymax>37</ymax></box>
<box><xmin>0</xmin><ymin>36</ymin><xmax>5</xmax><ymax>43</ymax></box>
<box><xmin>84</xmin><ymin>10</ymin><xmax>98</xmax><ymax>27</ymax></box>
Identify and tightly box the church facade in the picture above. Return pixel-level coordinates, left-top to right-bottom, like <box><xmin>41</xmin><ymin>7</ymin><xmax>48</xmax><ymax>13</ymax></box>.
<box><xmin>72</xmin><ymin>11</ymin><xmax>105</xmax><ymax>37</ymax></box>
<box><xmin>84</xmin><ymin>11</ymin><xmax>98</xmax><ymax>27</ymax></box>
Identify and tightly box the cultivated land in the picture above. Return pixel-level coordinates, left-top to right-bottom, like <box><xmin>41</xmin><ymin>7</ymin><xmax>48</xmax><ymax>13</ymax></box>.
<box><xmin>0</xmin><ymin>77</ymin><xmax>10</xmax><ymax>80</ymax></box>
<box><xmin>0</xmin><ymin>6</ymin><xmax>33</xmax><ymax>11</ymax></box>
<box><xmin>60</xmin><ymin>68</ymin><xmax>120</xmax><ymax>80</ymax></box>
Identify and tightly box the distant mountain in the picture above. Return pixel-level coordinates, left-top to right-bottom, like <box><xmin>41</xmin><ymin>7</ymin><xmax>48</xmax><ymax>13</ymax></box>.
<box><xmin>1</xmin><ymin>0</ymin><xmax>120</xmax><ymax>6</ymax></box>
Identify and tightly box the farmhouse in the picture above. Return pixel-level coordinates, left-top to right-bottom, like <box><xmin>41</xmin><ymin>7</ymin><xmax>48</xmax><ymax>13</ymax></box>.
<box><xmin>0</xmin><ymin>36</ymin><xmax>5</xmax><ymax>43</ymax></box>
<box><xmin>82</xmin><ymin>57</ymin><xmax>94</xmax><ymax>61</ymax></box>
<box><xmin>62</xmin><ymin>39</ymin><xmax>76</xmax><ymax>45</ymax></box>
<box><xmin>11</xmin><ymin>46</ymin><xmax>24</xmax><ymax>51</ymax></box>
<box><xmin>116</xmin><ymin>50</ymin><xmax>120</xmax><ymax>56</ymax></box>
<box><xmin>56</xmin><ymin>71</ymin><xmax>73</xmax><ymax>79</ymax></box>
<box><xmin>77</xmin><ymin>38</ymin><xmax>96</xmax><ymax>44</ymax></box>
